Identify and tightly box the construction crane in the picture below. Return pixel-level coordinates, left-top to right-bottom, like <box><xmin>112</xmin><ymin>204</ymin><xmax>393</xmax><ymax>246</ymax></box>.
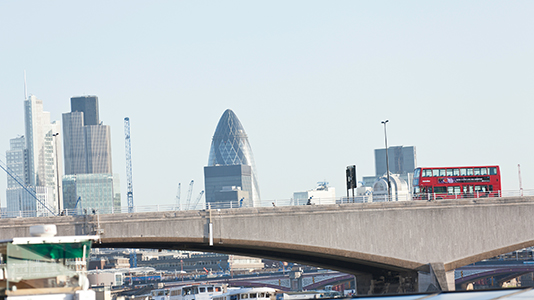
<box><xmin>124</xmin><ymin>117</ymin><xmax>134</xmax><ymax>213</ymax></box>
<box><xmin>175</xmin><ymin>183</ymin><xmax>181</xmax><ymax>210</ymax></box>
<box><xmin>74</xmin><ymin>196</ymin><xmax>82</xmax><ymax>214</ymax></box>
<box><xmin>191</xmin><ymin>190</ymin><xmax>205</xmax><ymax>210</ymax></box>
<box><xmin>0</xmin><ymin>157</ymin><xmax>56</xmax><ymax>216</ymax></box>
<box><xmin>186</xmin><ymin>180</ymin><xmax>194</xmax><ymax>210</ymax></box>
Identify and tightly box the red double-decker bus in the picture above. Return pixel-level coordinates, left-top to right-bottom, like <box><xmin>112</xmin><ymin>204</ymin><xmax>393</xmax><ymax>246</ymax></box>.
<box><xmin>413</xmin><ymin>165</ymin><xmax>501</xmax><ymax>200</ymax></box>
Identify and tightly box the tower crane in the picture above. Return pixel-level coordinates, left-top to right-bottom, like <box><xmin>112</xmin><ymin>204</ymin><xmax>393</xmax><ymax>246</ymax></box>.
<box><xmin>191</xmin><ymin>190</ymin><xmax>205</xmax><ymax>210</ymax></box>
<box><xmin>175</xmin><ymin>183</ymin><xmax>181</xmax><ymax>210</ymax></box>
<box><xmin>124</xmin><ymin>117</ymin><xmax>134</xmax><ymax>213</ymax></box>
<box><xmin>186</xmin><ymin>180</ymin><xmax>194</xmax><ymax>210</ymax></box>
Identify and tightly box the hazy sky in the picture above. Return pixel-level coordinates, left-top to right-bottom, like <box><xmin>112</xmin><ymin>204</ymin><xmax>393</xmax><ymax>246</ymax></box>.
<box><xmin>1</xmin><ymin>1</ymin><xmax>533</xmax><ymax>208</ymax></box>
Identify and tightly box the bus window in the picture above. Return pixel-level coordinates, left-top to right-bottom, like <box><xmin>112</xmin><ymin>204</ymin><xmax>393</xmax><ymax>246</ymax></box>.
<box><xmin>464</xmin><ymin>186</ymin><xmax>473</xmax><ymax>193</ymax></box>
<box><xmin>460</xmin><ymin>168</ymin><xmax>467</xmax><ymax>176</ymax></box>
<box><xmin>446</xmin><ymin>169</ymin><xmax>453</xmax><ymax>176</ymax></box>
<box><xmin>475</xmin><ymin>186</ymin><xmax>488</xmax><ymax>192</ymax></box>
<box><xmin>422</xmin><ymin>169</ymin><xmax>433</xmax><ymax>177</ymax></box>
<box><xmin>480</xmin><ymin>168</ymin><xmax>487</xmax><ymax>175</ymax></box>
<box><xmin>434</xmin><ymin>186</ymin><xmax>447</xmax><ymax>194</ymax></box>
<box><xmin>208</xmin><ymin>287</ymin><xmax>213</xmax><ymax>292</ymax></box>
<box><xmin>466</xmin><ymin>168</ymin><xmax>474</xmax><ymax>176</ymax></box>
<box><xmin>199</xmin><ymin>288</ymin><xmax>205</xmax><ymax>293</ymax></box>
<box><xmin>433</xmin><ymin>169</ymin><xmax>440</xmax><ymax>177</ymax></box>
<box><xmin>439</xmin><ymin>169</ymin><xmax>446</xmax><ymax>176</ymax></box>
<box><xmin>422</xmin><ymin>186</ymin><xmax>432</xmax><ymax>193</ymax></box>
<box><xmin>415</xmin><ymin>169</ymin><xmax>421</xmax><ymax>178</ymax></box>
<box><xmin>242</xmin><ymin>294</ymin><xmax>249</xmax><ymax>299</ymax></box>
<box><xmin>489</xmin><ymin>167</ymin><xmax>498</xmax><ymax>175</ymax></box>
<box><xmin>453</xmin><ymin>169</ymin><xmax>460</xmax><ymax>176</ymax></box>
<box><xmin>447</xmin><ymin>187</ymin><xmax>461</xmax><ymax>195</ymax></box>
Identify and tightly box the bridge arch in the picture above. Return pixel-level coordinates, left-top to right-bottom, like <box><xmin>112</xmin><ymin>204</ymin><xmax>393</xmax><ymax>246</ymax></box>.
<box><xmin>96</xmin><ymin>236</ymin><xmax>423</xmax><ymax>276</ymax></box>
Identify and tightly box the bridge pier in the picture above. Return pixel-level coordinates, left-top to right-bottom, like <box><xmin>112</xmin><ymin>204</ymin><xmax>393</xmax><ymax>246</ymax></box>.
<box><xmin>418</xmin><ymin>263</ymin><xmax>455</xmax><ymax>292</ymax></box>
<box><xmin>355</xmin><ymin>271</ymin><xmax>417</xmax><ymax>295</ymax></box>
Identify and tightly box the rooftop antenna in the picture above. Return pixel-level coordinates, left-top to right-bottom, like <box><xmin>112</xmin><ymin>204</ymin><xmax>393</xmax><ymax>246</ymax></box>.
<box><xmin>24</xmin><ymin>70</ymin><xmax>28</xmax><ymax>99</ymax></box>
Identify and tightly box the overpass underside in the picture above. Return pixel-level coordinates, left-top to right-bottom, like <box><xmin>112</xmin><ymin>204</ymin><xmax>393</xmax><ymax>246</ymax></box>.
<box><xmin>97</xmin><ymin>236</ymin><xmax>422</xmax><ymax>294</ymax></box>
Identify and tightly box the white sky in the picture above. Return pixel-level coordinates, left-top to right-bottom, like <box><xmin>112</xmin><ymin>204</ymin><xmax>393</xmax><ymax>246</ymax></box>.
<box><xmin>1</xmin><ymin>1</ymin><xmax>533</xmax><ymax>208</ymax></box>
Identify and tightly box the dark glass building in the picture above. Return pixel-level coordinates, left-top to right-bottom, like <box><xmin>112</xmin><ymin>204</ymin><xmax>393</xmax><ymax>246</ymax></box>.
<box><xmin>204</xmin><ymin>109</ymin><xmax>260</xmax><ymax>207</ymax></box>
<box><xmin>70</xmin><ymin>96</ymin><xmax>99</xmax><ymax>126</ymax></box>
<box><xmin>375</xmin><ymin>146</ymin><xmax>416</xmax><ymax>176</ymax></box>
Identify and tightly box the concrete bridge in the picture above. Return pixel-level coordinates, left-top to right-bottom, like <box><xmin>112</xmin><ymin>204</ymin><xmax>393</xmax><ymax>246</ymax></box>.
<box><xmin>455</xmin><ymin>262</ymin><xmax>534</xmax><ymax>289</ymax></box>
<box><xmin>1</xmin><ymin>197</ymin><xmax>534</xmax><ymax>294</ymax></box>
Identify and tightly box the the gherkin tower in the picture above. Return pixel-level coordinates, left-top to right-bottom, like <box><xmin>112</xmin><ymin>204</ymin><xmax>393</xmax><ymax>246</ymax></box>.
<box><xmin>204</xmin><ymin>109</ymin><xmax>261</xmax><ymax>207</ymax></box>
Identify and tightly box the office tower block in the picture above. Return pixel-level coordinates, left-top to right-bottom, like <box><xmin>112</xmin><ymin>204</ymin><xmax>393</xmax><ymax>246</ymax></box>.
<box><xmin>62</xmin><ymin>112</ymin><xmax>87</xmax><ymax>175</ymax></box>
<box><xmin>375</xmin><ymin>146</ymin><xmax>417</xmax><ymax>176</ymax></box>
<box><xmin>62</xmin><ymin>173</ymin><xmax>121</xmax><ymax>214</ymax></box>
<box><xmin>71</xmin><ymin>96</ymin><xmax>99</xmax><ymax>126</ymax></box>
<box><xmin>63</xmin><ymin>96</ymin><xmax>112</xmax><ymax>175</ymax></box>
<box><xmin>204</xmin><ymin>109</ymin><xmax>260</xmax><ymax>208</ymax></box>
<box><xmin>84</xmin><ymin>125</ymin><xmax>112</xmax><ymax>174</ymax></box>
<box><xmin>62</xmin><ymin>95</ymin><xmax>119</xmax><ymax>213</ymax></box>
<box><xmin>5</xmin><ymin>95</ymin><xmax>62</xmax><ymax>216</ymax></box>
<box><xmin>5</xmin><ymin>136</ymin><xmax>27</xmax><ymax>189</ymax></box>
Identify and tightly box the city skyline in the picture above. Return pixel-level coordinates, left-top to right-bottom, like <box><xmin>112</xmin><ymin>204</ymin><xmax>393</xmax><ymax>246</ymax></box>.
<box><xmin>1</xmin><ymin>1</ymin><xmax>533</xmax><ymax>208</ymax></box>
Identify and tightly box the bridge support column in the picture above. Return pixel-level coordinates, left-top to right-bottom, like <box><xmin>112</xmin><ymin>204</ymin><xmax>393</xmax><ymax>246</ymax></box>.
<box><xmin>355</xmin><ymin>274</ymin><xmax>372</xmax><ymax>295</ymax></box>
<box><xmin>418</xmin><ymin>263</ymin><xmax>455</xmax><ymax>292</ymax></box>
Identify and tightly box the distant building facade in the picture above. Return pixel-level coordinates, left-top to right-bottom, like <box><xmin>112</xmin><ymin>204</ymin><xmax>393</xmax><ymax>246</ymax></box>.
<box><xmin>293</xmin><ymin>182</ymin><xmax>336</xmax><ymax>205</ymax></box>
<box><xmin>372</xmin><ymin>173</ymin><xmax>411</xmax><ymax>202</ymax></box>
<box><xmin>5</xmin><ymin>136</ymin><xmax>27</xmax><ymax>189</ymax></box>
<box><xmin>5</xmin><ymin>95</ymin><xmax>62</xmax><ymax>216</ymax></box>
<box><xmin>375</xmin><ymin>146</ymin><xmax>416</xmax><ymax>176</ymax></box>
<box><xmin>63</xmin><ymin>96</ymin><xmax>112</xmax><ymax>175</ymax></box>
<box><xmin>204</xmin><ymin>109</ymin><xmax>260</xmax><ymax>208</ymax></box>
<box><xmin>63</xmin><ymin>173</ymin><xmax>121</xmax><ymax>214</ymax></box>
<box><xmin>62</xmin><ymin>95</ymin><xmax>119</xmax><ymax>213</ymax></box>
<box><xmin>362</xmin><ymin>145</ymin><xmax>416</xmax><ymax>188</ymax></box>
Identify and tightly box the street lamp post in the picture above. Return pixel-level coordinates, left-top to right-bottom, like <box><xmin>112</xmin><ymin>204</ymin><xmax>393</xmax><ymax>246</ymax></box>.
<box><xmin>52</xmin><ymin>133</ymin><xmax>61</xmax><ymax>214</ymax></box>
<box><xmin>381</xmin><ymin>120</ymin><xmax>391</xmax><ymax>201</ymax></box>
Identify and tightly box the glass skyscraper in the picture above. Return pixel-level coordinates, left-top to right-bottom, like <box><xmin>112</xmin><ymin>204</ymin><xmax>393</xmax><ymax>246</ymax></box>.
<box><xmin>375</xmin><ymin>146</ymin><xmax>416</xmax><ymax>176</ymax></box>
<box><xmin>5</xmin><ymin>95</ymin><xmax>62</xmax><ymax>216</ymax></box>
<box><xmin>63</xmin><ymin>96</ymin><xmax>112</xmax><ymax>175</ymax></box>
<box><xmin>204</xmin><ymin>109</ymin><xmax>260</xmax><ymax>208</ymax></box>
<box><xmin>62</xmin><ymin>95</ymin><xmax>119</xmax><ymax>213</ymax></box>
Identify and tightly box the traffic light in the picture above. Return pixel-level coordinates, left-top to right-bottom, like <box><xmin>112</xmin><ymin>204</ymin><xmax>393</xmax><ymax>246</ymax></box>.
<box><xmin>346</xmin><ymin>165</ymin><xmax>357</xmax><ymax>190</ymax></box>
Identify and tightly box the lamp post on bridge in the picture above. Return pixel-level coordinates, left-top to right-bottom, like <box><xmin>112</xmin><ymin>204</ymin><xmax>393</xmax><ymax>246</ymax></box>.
<box><xmin>381</xmin><ymin>120</ymin><xmax>391</xmax><ymax>201</ymax></box>
<box><xmin>52</xmin><ymin>132</ymin><xmax>61</xmax><ymax>214</ymax></box>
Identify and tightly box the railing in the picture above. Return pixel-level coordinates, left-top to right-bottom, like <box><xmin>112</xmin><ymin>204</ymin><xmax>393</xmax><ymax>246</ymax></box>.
<box><xmin>1</xmin><ymin>189</ymin><xmax>533</xmax><ymax>218</ymax></box>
